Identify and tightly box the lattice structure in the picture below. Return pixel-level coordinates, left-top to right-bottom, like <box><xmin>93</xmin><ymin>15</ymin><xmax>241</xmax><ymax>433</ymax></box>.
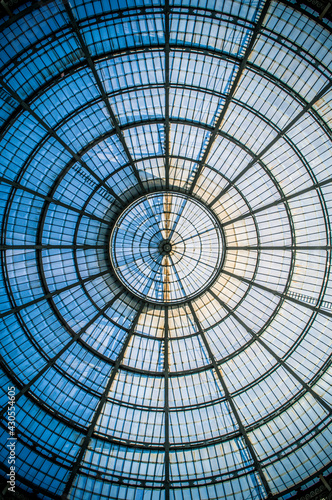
<box><xmin>0</xmin><ymin>1</ymin><xmax>332</xmax><ymax>499</ymax></box>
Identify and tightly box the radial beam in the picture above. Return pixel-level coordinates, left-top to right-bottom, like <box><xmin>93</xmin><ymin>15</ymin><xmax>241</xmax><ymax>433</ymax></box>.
<box><xmin>62</xmin><ymin>303</ymin><xmax>144</xmax><ymax>498</ymax></box>
<box><xmin>0</xmin><ymin>176</ymin><xmax>110</xmax><ymax>226</ymax></box>
<box><xmin>221</xmin><ymin>268</ymin><xmax>332</xmax><ymax>319</ymax></box>
<box><xmin>0</xmin><ymin>77</ymin><xmax>124</xmax><ymax>206</ymax></box>
<box><xmin>2</xmin><ymin>48</ymin><xmax>328</xmax><ymax>146</ymax></box>
<box><xmin>0</xmin><ymin>269</ymin><xmax>109</xmax><ymax>319</ymax></box>
<box><xmin>226</xmin><ymin>245</ymin><xmax>332</xmax><ymax>251</ymax></box>
<box><xmin>164</xmin><ymin>0</ymin><xmax>171</xmax><ymax>190</ymax></box>
<box><xmin>0</xmin><ymin>292</ymin><xmax>123</xmax><ymax>419</ymax></box>
<box><xmin>2</xmin><ymin>103</ymin><xmax>330</xmax><ymax>230</ymax></box>
<box><xmin>220</xmin><ymin>174</ymin><xmax>332</xmax><ymax>230</ymax></box>
<box><xmin>0</xmin><ymin>244</ymin><xmax>106</xmax><ymax>250</ymax></box>
<box><xmin>188</xmin><ymin>301</ymin><xmax>272</xmax><ymax>498</ymax></box>
<box><xmin>62</xmin><ymin>0</ymin><xmax>145</xmax><ymax>192</ymax></box>
<box><xmin>164</xmin><ymin>193</ymin><xmax>172</xmax><ymax>302</ymax></box>
<box><xmin>209</xmin><ymin>79</ymin><xmax>332</xmax><ymax>208</ymax></box>
<box><xmin>164</xmin><ymin>306</ymin><xmax>170</xmax><ymax>500</ymax></box>
<box><xmin>188</xmin><ymin>0</ymin><xmax>272</xmax><ymax>194</ymax></box>
<box><xmin>209</xmin><ymin>290</ymin><xmax>332</xmax><ymax>415</ymax></box>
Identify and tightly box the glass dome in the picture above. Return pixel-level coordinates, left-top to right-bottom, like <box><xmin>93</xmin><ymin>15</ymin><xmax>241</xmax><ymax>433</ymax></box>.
<box><xmin>110</xmin><ymin>192</ymin><xmax>225</xmax><ymax>303</ymax></box>
<box><xmin>0</xmin><ymin>0</ymin><xmax>332</xmax><ymax>499</ymax></box>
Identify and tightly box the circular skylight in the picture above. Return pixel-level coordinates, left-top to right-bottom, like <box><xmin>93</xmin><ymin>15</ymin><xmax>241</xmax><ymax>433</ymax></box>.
<box><xmin>110</xmin><ymin>192</ymin><xmax>225</xmax><ymax>303</ymax></box>
<box><xmin>0</xmin><ymin>0</ymin><xmax>332</xmax><ymax>499</ymax></box>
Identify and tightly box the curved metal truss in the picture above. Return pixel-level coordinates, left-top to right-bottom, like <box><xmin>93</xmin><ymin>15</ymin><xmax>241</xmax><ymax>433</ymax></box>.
<box><xmin>0</xmin><ymin>0</ymin><xmax>332</xmax><ymax>499</ymax></box>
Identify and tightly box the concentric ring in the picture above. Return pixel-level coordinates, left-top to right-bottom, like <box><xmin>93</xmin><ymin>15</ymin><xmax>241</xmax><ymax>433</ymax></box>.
<box><xmin>110</xmin><ymin>192</ymin><xmax>225</xmax><ymax>303</ymax></box>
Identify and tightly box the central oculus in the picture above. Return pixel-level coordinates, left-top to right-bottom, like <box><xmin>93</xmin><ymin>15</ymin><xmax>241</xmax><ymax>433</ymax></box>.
<box><xmin>110</xmin><ymin>192</ymin><xmax>225</xmax><ymax>304</ymax></box>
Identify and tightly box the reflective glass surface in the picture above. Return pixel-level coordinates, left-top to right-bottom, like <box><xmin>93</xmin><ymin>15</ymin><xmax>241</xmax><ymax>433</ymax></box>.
<box><xmin>0</xmin><ymin>0</ymin><xmax>332</xmax><ymax>499</ymax></box>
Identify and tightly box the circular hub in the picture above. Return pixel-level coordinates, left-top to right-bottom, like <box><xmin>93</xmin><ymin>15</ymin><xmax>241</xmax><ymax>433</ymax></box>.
<box><xmin>159</xmin><ymin>240</ymin><xmax>172</xmax><ymax>255</ymax></box>
<box><xmin>110</xmin><ymin>192</ymin><xmax>225</xmax><ymax>304</ymax></box>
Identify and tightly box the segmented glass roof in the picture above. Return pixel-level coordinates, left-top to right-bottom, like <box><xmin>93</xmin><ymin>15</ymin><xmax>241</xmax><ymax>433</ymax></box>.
<box><xmin>110</xmin><ymin>192</ymin><xmax>225</xmax><ymax>303</ymax></box>
<box><xmin>0</xmin><ymin>0</ymin><xmax>332</xmax><ymax>499</ymax></box>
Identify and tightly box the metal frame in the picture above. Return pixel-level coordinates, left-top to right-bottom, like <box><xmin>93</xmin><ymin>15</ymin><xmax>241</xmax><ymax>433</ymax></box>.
<box><xmin>1</xmin><ymin>0</ymin><xmax>332</xmax><ymax>498</ymax></box>
<box><xmin>109</xmin><ymin>190</ymin><xmax>227</xmax><ymax>305</ymax></box>
<box><xmin>61</xmin><ymin>0</ymin><xmax>145</xmax><ymax>192</ymax></box>
<box><xmin>187</xmin><ymin>0</ymin><xmax>272</xmax><ymax>194</ymax></box>
<box><xmin>62</xmin><ymin>303</ymin><xmax>144</xmax><ymax>497</ymax></box>
<box><xmin>189</xmin><ymin>301</ymin><xmax>272</xmax><ymax>499</ymax></box>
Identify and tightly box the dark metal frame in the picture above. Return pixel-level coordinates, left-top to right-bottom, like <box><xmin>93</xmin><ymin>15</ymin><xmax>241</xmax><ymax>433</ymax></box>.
<box><xmin>1</xmin><ymin>0</ymin><xmax>332</xmax><ymax>498</ymax></box>
<box><xmin>109</xmin><ymin>190</ymin><xmax>227</xmax><ymax>305</ymax></box>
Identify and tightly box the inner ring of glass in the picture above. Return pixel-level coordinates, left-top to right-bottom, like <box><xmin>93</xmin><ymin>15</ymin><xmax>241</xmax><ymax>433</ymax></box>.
<box><xmin>110</xmin><ymin>192</ymin><xmax>225</xmax><ymax>304</ymax></box>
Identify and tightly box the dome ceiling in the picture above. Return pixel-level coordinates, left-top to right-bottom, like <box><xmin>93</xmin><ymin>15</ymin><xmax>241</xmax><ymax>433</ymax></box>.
<box><xmin>0</xmin><ymin>0</ymin><xmax>332</xmax><ymax>499</ymax></box>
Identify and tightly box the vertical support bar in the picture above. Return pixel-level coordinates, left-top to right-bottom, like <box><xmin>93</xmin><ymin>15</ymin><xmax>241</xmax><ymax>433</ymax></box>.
<box><xmin>164</xmin><ymin>193</ymin><xmax>172</xmax><ymax>302</ymax></box>
<box><xmin>188</xmin><ymin>0</ymin><xmax>272</xmax><ymax>194</ymax></box>
<box><xmin>188</xmin><ymin>301</ymin><xmax>272</xmax><ymax>498</ymax></box>
<box><xmin>164</xmin><ymin>305</ymin><xmax>170</xmax><ymax>500</ymax></box>
<box><xmin>165</xmin><ymin>0</ymin><xmax>170</xmax><ymax>190</ymax></box>
<box><xmin>62</xmin><ymin>303</ymin><xmax>144</xmax><ymax>498</ymax></box>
